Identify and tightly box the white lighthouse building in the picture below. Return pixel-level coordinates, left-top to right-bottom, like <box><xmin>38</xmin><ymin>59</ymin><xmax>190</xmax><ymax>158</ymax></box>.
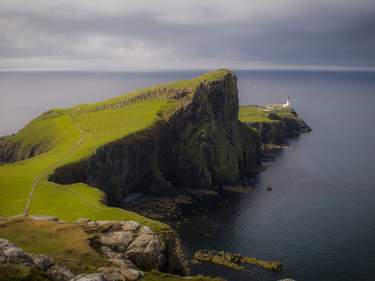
<box><xmin>283</xmin><ymin>97</ymin><xmax>291</xmax><ymax>108</ymax></box>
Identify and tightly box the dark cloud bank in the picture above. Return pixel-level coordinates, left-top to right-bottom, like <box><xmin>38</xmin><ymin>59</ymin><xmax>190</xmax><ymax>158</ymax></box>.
<box><xmin>0</xmin><ymin>0</ymin><xmax>374</xmax><ymax>70</ymax></box>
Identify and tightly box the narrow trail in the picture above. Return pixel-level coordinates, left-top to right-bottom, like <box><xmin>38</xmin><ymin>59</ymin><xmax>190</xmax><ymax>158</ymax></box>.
<box><xmin>23</xmin><ymin>110</ymin><xmax>85</xmax><ymax>215</ymax></box>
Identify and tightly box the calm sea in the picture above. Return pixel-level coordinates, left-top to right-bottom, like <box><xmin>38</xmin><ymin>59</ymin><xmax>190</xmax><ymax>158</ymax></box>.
<box><xmin>1</xmin><ymin>70</ymin><xmax>375</xmax><ymax>281</ymax></box>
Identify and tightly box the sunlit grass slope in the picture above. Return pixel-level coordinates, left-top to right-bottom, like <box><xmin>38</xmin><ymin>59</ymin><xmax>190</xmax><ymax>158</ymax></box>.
<box><xmin>239</xmin><ymin>105</ymin><xmax>295</xmax><ymax>123</ymax></box>
<box><xmin>0</xmin><ymin>69</ymin><xmax>231</xmax><ymax>231</ymax></box>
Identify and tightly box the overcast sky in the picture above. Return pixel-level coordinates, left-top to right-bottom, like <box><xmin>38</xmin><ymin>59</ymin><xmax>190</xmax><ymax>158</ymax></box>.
<box><xmin>0</xmin><ymin>0</ymin><xmax>374</xmax><ymax>71</ymax></box>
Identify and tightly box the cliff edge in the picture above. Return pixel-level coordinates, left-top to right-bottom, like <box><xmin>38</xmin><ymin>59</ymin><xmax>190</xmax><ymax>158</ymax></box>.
<box><xmin>49</xmin><ymin>70</ymin><xmax>261</xmax><ymax>205</ymax></box>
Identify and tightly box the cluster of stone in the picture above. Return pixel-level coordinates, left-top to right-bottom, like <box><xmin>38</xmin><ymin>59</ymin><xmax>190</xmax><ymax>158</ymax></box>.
<box><xmin>0</xmin><ymin>216</ymin><xmax>166</xmax><ymax>281</ymax></box>
<box><xmin>0</xmin><ymin>237</ymin><xmax>74</xmax><ymax>281</ymax></box>
<box><xmin>77</xmin><ymin>218</ymin><xmax>164</xmax><ymax>278</ymax></box>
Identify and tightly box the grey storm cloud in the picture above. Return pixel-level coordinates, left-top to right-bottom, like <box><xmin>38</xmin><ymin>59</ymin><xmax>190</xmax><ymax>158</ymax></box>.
<box><xmin>0</xmin><ymin>0</ymin><xmax>374</xmax><ymax>70</ymax></box>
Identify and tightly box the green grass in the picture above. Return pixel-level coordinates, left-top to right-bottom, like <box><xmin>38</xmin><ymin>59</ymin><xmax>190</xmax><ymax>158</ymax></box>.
<box><xmin>239</xmin><ymin>105</ymin><xmax>295</xmax><ymax>123</ymax></box>
<box><xmin>239</xmin><ymin>105</ymin><xmax>275</xmax><ymax>123</ymax></box>
<box><xmin>0</xmin><ymin>264</ymin><xmax>52</xmax><ymax>281</ymax></box>
<box><xmin>0</xmin><ymin>217</ymin><xmax>108</xmax><ymax>273</ymax></box>
<box><xmin>0</xmin><ymin>69</ymin><xmax>232</xmax><ymax>232</ymax></box>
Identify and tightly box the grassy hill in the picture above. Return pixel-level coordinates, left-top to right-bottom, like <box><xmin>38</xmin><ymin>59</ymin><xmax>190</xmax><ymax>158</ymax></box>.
<box><xmin>239</xmin><ymin>104</ymin><xmax>295</xmax><ymax>123</ymax></box>
<box><xmin>0</xmin><ymin>70</ymin><xmax>231</xmax><ymax>232</ymax></box>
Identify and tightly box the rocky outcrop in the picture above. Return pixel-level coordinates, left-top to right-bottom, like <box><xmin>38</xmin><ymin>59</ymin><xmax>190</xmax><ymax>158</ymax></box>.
<box><xmin>76</xmin><ymin>218</ymin><xmax>189</xmax><ymax>275</ymax></box>
<box><xmin>50</xmin><ymin>70</ymin><xmax>261</xmax><ymax>205</ymax></box>
<box><xmin>243</xmin><ymin>108</ymin><xmax>311</xmax><ymax>146</ymax></box>
<box><xmin>194</xmin><ymin>249</ymin><xmax>282</xmax><ymax>272</ymax></box>
<box><xmin>1</xmin><ymin>217</ymin><xmax>189</xmax><ymax>281</ymax></box>
<box><xmin>244</xmin><ymin>121</ymin><xmax>287</xmax><ymax>145</ymax></box>
<box><xmin>0</xmin><ymin>237</ymin><xmax>74</xmax><ymax>281</ymax></box>
<box><xmin>0</xmin><ymin>136</ymin><xmax>50</xmax><ymax>163</ymax></box>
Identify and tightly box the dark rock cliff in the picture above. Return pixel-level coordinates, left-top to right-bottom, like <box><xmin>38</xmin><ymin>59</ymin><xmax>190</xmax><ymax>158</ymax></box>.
<box><xmin>50</xmin><ymin>71</ymin><xmax>261</xmax><ymax>205</ymax></box>
<box><xmin>245</xmin><ymin>121</ymin><xmax>287</xmax><ymax>145</ymax></box>
<box><xmin>0</xmin><ymin>136</ymin><xmax>50</xmax><ymax>163</ymax></box>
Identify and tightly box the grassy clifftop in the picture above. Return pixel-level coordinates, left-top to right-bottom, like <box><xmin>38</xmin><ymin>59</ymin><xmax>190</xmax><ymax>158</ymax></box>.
<box><xmin>0</xmin><ymin>70</ymin><xmax>232</xmax><ymax>231</ymax></box>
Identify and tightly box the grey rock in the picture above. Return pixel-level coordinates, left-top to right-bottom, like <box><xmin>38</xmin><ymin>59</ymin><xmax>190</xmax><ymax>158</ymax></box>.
<box><xmin>138</xmin><ymin>226</ymin><xmax>153</xmax><ymax>235</ymax></box>
<box><xmin>121</xmin><ymin>221</ymin><xmax>140</xmax><ymax>233</ymax></box>
<box><xmin>32</xmin><ymin>254</ymin><xmax>55</xmax><ymax>270</ymax></box>
<box><xmin>47</xmin><ymin>264</ymin><xmax>74</xmax><ymax>281</ymax></box>
<box><xmin>99</xmin><ymin>266</ymin><xmax>143</xmax><ymax>281</ymax></box>
<box><xmin>75</xmin><ymin>218</ymin><xmax>90</xmax><ymax>224</ymax></box>
<box><xmin>30</xmin><ymin>215</ymin><xmax>59</xmax><ymax>222</ymax></box>
<box><xmin>108</xmin><ymin>257</ymin><xmax>136</xmax><ymax>269</ymax></box>
<box><xmin>98</xmin><ymin>231</ymin><xmax>134</xmax><ymax>252</ymax></box>
<box><xmin>70</xmin><ymin>273</ymin><xmax>106</xmax><ymax>281</ymax></box>
<box><xmin>96</xmin><ymin>221</ymin><xmax>123</xmax><ymax>232</ymax></box>
<box><xmin>0</xmin><ymin>238</ymin><xmax>14</xmax><ymax>249</ymax></box>
<box><xmin>126</xmin><ymin>234</ymin><xmax>163</xmax><ymax>271</ymax></box>
<box><xmin>3</xmin><ymin>246</ymin><xmax>33</xmax><ymax>264</ymax></box>
<box><xmin>101</xmin><ymin>246</ymin><xmax>126</xmax><ymax>260</ymax></box>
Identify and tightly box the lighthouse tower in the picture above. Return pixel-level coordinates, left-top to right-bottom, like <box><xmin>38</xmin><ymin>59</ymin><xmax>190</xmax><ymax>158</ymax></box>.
<box><xmin>283</xmin><ymin>97</ymin><xmax>291</xmax><ymax>108</ymax></box>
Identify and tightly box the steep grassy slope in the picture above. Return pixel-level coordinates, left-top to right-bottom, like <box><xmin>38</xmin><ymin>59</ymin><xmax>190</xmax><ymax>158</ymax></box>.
<box><xmin>0</xmin><ymin>70</ymin><xmax>232</xmax><ymax>231</ymax></box>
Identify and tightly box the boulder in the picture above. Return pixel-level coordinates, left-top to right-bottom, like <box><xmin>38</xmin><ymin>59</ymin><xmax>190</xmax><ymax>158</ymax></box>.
<box><xmin>47</xmin><ymin>264</ymin><xmax>74</xmax><ymax>281</ymax></box>
<box><xmin>99</xmin><ymin>266</ymin><xmax>143</xmax><ymax>281</ymax></box>
<box><xmin>70</xmin><ymin>273</ymin><xmax>106</xmax><ymax>281</ymax></box>
<box><xmin>138</xmin><ymin>226</ymin><xmax>153</xmax><ymax>235</ymax></box>
<box><xmin>121</xmin><ymin>221</ymin><xmax>140</xmax><ymax>233</ymax></box>
<box><xmin>0</xmin><ymin>238</ymin><xmax>12</xmax><ymax>249</ymax></box>
<box><xmin>101</xmin><ymin>246</ymin><xmax>125</xmax><ymax>259</ymax></box>
<box><xmin>75</xmin><ymin>218</ymin><xmax>90</xmax><ymax>224</ymax></box>
<box><xmin>30</xmin><ymin>215</ymin><xmax>59</xmax><ymax>222</ymax></box>
<box><xmin>80</xmin><ymin>220</ymin><xmax>123</xmax><ymax>233</ymax></box>
<box><xmin>126</xmin><ymin>234</ymin><xmax>163</xmax><ymax>271</ymax></box>
<box><xmin>32</xmin><ymin>254</ymin><xmax>55</xmax><ymax>270</ymax></box>
<box><xmin>108</xmin><ymin>257</ymin><xmax>136</xmax><ymax>269</ymax></box>
<box><xmin>3</xmin><ymin>246</ymin><xmax>33</xmax><ymax>265</ymax></box>
<box><xmin>98</xmin><ymin>231</ymin><xmax>134</xmax><ymax>251</ymax></box>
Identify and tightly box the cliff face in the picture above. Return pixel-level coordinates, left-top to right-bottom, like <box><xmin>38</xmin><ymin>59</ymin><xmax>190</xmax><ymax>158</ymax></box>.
<box><xmin>239</xmin><ymin>106</ymin><xmax>311</xmax><ymax>146</ymax></box>
<box><xmin>245</xmin><ymin>121</ymin><xmax>287</xmax><ymax>145</ymax></box>
<box><xmin>50</xmin><ymin>71</ymin><xmax>261</xmax><ymax>205</ymax></box>
<box><xmin>0</xmin><ymin>137</ymin><xmax>50</xmax><ymax>163</ymax></box>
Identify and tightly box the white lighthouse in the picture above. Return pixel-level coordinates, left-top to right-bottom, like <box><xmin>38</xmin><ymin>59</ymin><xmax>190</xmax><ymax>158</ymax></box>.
<box><xmin>283</xmin><ymin>97</ymin><xmax>291</xmax><ymax>108</ymax></box>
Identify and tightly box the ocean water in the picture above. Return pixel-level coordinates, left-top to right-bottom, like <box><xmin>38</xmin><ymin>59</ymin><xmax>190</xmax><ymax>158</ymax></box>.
<box><xmin>1</xmin><ymin>70</ymin><xmax>375</xmax><ymax>281</ymax></box>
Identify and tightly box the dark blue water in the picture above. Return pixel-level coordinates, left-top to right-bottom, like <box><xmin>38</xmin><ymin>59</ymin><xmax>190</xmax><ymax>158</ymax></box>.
<box><xmin>1</xmin><ymin>70</ymin><xmax>375</xmax><ymax>281</ymax></box>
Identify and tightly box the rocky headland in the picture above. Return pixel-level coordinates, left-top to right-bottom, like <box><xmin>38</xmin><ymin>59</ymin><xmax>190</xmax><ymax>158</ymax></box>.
<box><xmin>0</xmin><ymin>70</ymin><xmax>310</xmax><ymax>281</ymax></box>
<box><xmin>47</xmin><ymin>70</ymin><xmax>262</xmax><ymax>205</ymax></box>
